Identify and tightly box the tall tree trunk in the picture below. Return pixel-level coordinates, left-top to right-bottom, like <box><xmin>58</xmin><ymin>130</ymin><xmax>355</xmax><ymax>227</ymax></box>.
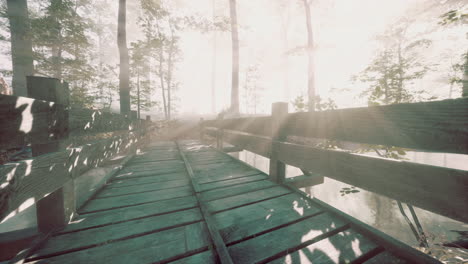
<box><xmin>396</xmin><ymin>42</ymin><xmax>404</xmax><ymax>103</ymax></box>
<box><xmin>50</xmin><ymin>0</ymin><xmax>63</xmax><ymax>79</ymax></box>
<box><xmin>159</xmin><ymin>47</ymin><xmax>168</xmax><ymax>120</ymax></box>
<box><xmin>166</xmin><ymin>24</ymin><xmax>175</xmax><ymax>120</ymax></box>
<box><xmin>137</xmin><ymin>71</ymin><xmax>140</xmax><ymax>119</ymax></box>
<box><xmin>463</xmin><ymin>51</ymin><xmax>468</xmax><ymax>97</ymax></box>
<box><xmin>211</xmin><ymin>0</ymin><xmax>217</xmax><ymax>114</ymax></box>
<box><xmin>302</xmin><ymin>0</ymin><xmax>315</xmax><ymax>111</ymax></box>
<box><xmin>6</xmin><ymin>0</ymin><xmax>34</xmax><ymax>96</ymax></box>
<box><xmin>118</xmin><ymin>0</ymin><xmax>130</xmax><ymax>115</ymax></box>
<box><xmin>229</xmin><ymin>0</ymin><xmax>239</xmax><ymax>115</ymax></box>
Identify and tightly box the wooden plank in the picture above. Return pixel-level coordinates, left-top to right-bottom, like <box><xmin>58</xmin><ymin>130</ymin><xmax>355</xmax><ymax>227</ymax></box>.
<box><xmin>200</xmin><ymin>180</ymin><xmax>276</xmax><ymax>202</ymax></box>
<box><xmin>198</xmin><ymin>174</ymin><xmax>267</xmax><ymax>191</ymax></box>
<box><xmin>227</xmin><ymin>212</ymin><xmax>349</xmax><ymax>263</ymax></box>
<box><xmin>120</xmin><ymin>160</ymin><xmax>185</xmax><ymax>173</ymax></box>
<box><xmin>206</xmin><ymin>186</ymin><xmax>291</xmax><ymax>213</ymax></box>
<box><xmin>107</xmin><ymin>172</ymin><xmax>188</xmax><ymax>188</ymax></box>
<box><xmin>79</xmin><ymin>186</ymin><xmax>193</xmax><ymax>214</ymax></box>
<box><xmin>196</xmin><ymin>170</ymin><xmax>263</xmax><ymax>184</ymax></box>
<box><xmin>32</xmin><ymin>208</ymin><xmax>203</xmax><ymax>259</ymax></box>
<box><xmin>170</xmin><ymin>251</ymin><xmax>216</xmax><ymax>264</ymax></box>
<box><xmin>96</xmin><ymin>179</ymin><xmax>190</xmax><ymax>198</ymax></box>
<box><xmin>177</xmin><ymin>141</ymin><xmax>234</xmax><ymax>264</ymax></box>
<box><xmin>0</xmin><ymin>130</ymin><xmax>144</xmax><ymax>221</ymax></box>
<box><xmin>27</xmin><ymin>222</ymin><xmax>209</xmax><ymax>264</ymax></box>
<box><xmin>362</xmin><ymin>251</ymin><xmax>410</xmax><ymax>264</ymax></box>
<box><xmin>285</xmin><ymin>174</ymin><xmax>324</xmax><ymax>188</ymax></box>
<box><xmin>283</xmin><ymin>97</ymin><xmax>468</xmax><ymax>154</ymax></box>
<box><xmin>214</xmin><ymin>194</ymin><xmax>323</xmax><ymax>244</ymax></box>
<box><xmin>0</xmin><ymin>94</ymin><xmax>67</xmax><ymax>149</ymax></box>
<box><xmin>276</xmin><ymin>141</ymin><xmax>468</xmax><ymax>223</ymax></box>
<box><xmin>61</xmin><ymin>196</ymin><xmax>198</xmax><ymax>234</ymax></box>
<box><xmin>267</xmin><ymin>229</ymin><xmax>379</xmax><ymax>264</ymax></box>
<box><xmin>221</xmin><ymin>129</ymin><xmax>272</xmax><ymax>157</ymax></box>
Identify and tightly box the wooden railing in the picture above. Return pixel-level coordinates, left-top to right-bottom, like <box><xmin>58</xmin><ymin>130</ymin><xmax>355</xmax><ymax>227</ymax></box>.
<box><xmin>0</xmin><ymin>76</ymin><xmax>154</xmax><ymax>235</ymax></box>
<box><xmin>201</xmin><ymin>99</ymin><xmax>468</xmax><ymax>224</ymax></box>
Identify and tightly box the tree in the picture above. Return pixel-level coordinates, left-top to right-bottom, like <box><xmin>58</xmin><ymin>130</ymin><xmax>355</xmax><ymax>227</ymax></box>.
<box><xmin>439</xmin><ymin>9</ymin><xmax>468</xmax><ymax>97</ymax></box>
<box><xmin>30</xmin><ymin>0</ymin><xmax>96</xmax><ymax>107</ymax></box>
<box><xmin>353</xmin><ymin>22</ymin><xmax>433</xmax><ymax>105</ymax></box>
<box><xmin>242</xmin><ymin>64</ymin><xmax>263</xmax><ymax>114</ymax></box>
<box><xmin>118</xmin><ymin>0</ymin><xmax>130</xmax><ymax>115</ymax></box>
<box><xmin>6</xmin><ymin>0</ymin><xmax>34</xmax><ymax>96</ymax></box>
<box><xmin>302</xmin><ymin>0</ymin><xmax>316</xmax><ymax>111</ymax></box>
<box><xmin>229</xmin><ymin>0</ymin><xmax>239</xmax><ymax>115</ymax></box>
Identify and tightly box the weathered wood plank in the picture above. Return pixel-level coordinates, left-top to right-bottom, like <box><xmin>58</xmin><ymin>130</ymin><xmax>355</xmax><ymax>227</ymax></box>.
<box><xmin>267</xmin><ymin>229</ymin><xmax>379</xmax><ymax>264</ymax></box>
<box><xmin>0</xmin><ymin>94</ymin><xmax>67</xmax><ymax>149</ymax></box>
<box><xmin>32</xmin><ymin>208</ymin><xmax>203</xmax><ymax>259</ymax></box>
<box><xmin>362</xmin><ymin>251</ymin><xmax>410</xmax><ymax>264</ymax></box>
<box><xmin>215</xmin><ymin>194</ymin><xmax>323</xmax><ymax>244</ymax></box>
<box><xmin>170</xmin><ymin>251</ymin><xmax>216</xmax><ymax>264</ymax></box>
<box><xmin>196</xmin><ymin>170</ymin><xmax>263</xmax><ymax>184</ymax></box>
<box><xmin>107</xmin><ymin>172</ymin><xmax>188</xmax><ymax>188</ymax></box>
<box><xmin>277</xmin><ymin>141</ymin><xmax>468</xmax><ymax>223</ymax></box>
<box><xmin>285</xmin><ymin>174</ymin><xmax>325</xmax><ymax>189</ymax></box>
<box><xmin>206</xmin><ymin>186</ymin><xmax>291</xmax><ymax>213</ymax></box>
<box><xmin>228</xmin><ymin>212</ymin><xmax>349</xmax><ymax>263</ymax></box>
<box><xmin>198</xmin><ymin>174</ymin><xmax>267</xmax><ymax>191</ymax></box>
<box><xmin>200</xmin><ymin>180</ymin><xmax>276</xmax><ymax>202</ymax></box>
<box><xmin>62</xmin><ymin>196</ymin><xmax>198</xmax><ymax>234</ymax></box>
<box><xmin>96</xmin><ymin>179</ymin><xmax>190</xmax><ymax>198</ymax></box>
<box><xmin>27</xmin><ymin>222</ymin><xmax>209</xmax><ymax>264</ymax></box>
<box><xmin>221</xmin><ymin>130</ymin><xmax>272</xmax><ymax>157</ymax></box>
<box><xmin>283</xmin><ymin>97</ymin><xmax>468</xmax><ymax>154</ymax></box>
<box><xmin>177</xmin><ymin>141</ymin><xmax>235</xmax><ymax>264</ymax></box>
<box><xmin>79</xmin><ymin>186</ymin><xmax>193</xmax><ymax>214</ymax></box>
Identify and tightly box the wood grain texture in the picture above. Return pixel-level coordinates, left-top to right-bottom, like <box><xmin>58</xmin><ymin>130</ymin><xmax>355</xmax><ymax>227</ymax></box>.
<box><xmin>276</xmin><ymin>141</ymin><xmax>468</xmax><ymax>223</ymax></box>
<box><xmin>227</xmin><ymin>212</ymin><xmax>348</xmax><ymax>263</ymax></box>
<box><xmin>283</xmin><ymin>97</ymin><xmax>468</xmax><ymax>154</ymax></box>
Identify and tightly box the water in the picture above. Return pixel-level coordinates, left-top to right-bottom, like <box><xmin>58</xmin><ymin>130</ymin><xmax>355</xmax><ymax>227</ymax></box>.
<box><xmin>233</xmin><ymin>150</ymin><xmax>468</xmax><ymax>247</ymax></box>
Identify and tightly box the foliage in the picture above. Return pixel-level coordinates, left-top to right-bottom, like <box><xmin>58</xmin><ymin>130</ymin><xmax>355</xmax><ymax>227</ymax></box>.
<box><xmin>439</xmin><ymin>9</ymin><xmax>468</xmax><ymax>26</ymax></box>
<box><xmin>242</xmin><ymin>63</ymin><xmax>263</xmax><ymax>114</ymax></box>
<box><xmin>291</xmin><ymin>94</ymin><xmax>336</xmax><ymax>112</ymax></box>
<box><xmin>353</xmin><ymin>22</ymin><xmax>435</xmax><ymax>105</ymax></box>
<box><xmin>340</xmin><ymin>186</ymin><xmax>360</xmax><ymax>196</ymax></box>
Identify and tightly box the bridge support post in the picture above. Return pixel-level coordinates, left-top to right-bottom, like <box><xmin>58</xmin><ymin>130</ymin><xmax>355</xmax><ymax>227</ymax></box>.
<box><xmin>27</xmin><ymin>76</ymin><xmax>73</xmax><ymax>233</ymax></box>
<box><xmin>269</xmin><ymin>102</ymin><xmax>288</xmax><ymax>183</ymax></box>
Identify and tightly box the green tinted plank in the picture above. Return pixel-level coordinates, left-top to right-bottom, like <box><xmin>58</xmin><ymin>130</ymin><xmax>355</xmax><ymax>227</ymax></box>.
<box><xmin>169</xmin><ymin>251</ymin><xmax>216</xmax><ymax>264</ymax></box>
<box><xmin>28</xmin><ymin>222</ymin><xmax>209</xmax><ymax>264</ymax></box>
<box><xmin>80</xmin><ymin>186</ymin><xmax>193</xmax><ymax>213</ymax></box>
<box><xmin>97</xmin><ymin>179</ymin><xmax>190</xmax><ymax>198</ymax></box>
<box><xmin>206</xmin><ymin>186</ymin><xmax>291</xmax><ymax>213</ymax></box>
<box><xmin>200</xmin><ymin>180</ymin><xmax>276</xmax><ymax>202</ymax></box>
<box><xmin>63</xmin><ymin>196</ymin><xmax>197</xmax><ymax>233</ymax></box>
<box><xmin>107</xmin><ymin>172</ymin><xmax>188</xmax><ymax>188</ymax></box>
<box><xmin>196</xmin><ymin>170</ymin><xmax>261</xmax><ymax>184</ymax></box>
<box><xmin>33</xmin><ymin>208</ymin><xmax>202</xmax><ymax>259</ymax></box>
<box><xmin>363</xmin><ymin>251</ymin><xmax>410</xmax><ymax>264</ymax></box>
<box><xmin>268</xmin><ymin>229</ymin><xmax>378</xmax><ymax>264</ymax></box>
<box><xmin>215</xmin><ymin>194</ymin><xmax>323</xmax><ymax>244</ymax></box>
<box><xmin>228</xmin><ymin>212</ymin><xmax>348</xmax><ymax>263</ymax></box>
<box><xmin>198</xmin><ymin>174</ymin><xmax>267</xmax><ymax>191</ymax></box>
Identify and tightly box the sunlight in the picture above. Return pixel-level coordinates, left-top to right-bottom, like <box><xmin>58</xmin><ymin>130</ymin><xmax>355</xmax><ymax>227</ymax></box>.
<box><xmin>15</xmin><ymin>98</ymin><xmax>33</xmax><ymax>133</ymax></box>
<box><xmin>293</xmin><ymin>200</ymin><xmax>304</xmax><ymax>216</ymax></box>
<box><xmin>18</xmin><ymin>197</ymin><xmax>35</xmax><ymax>213</ymax></box>
<box><xmin>351</xmin><ymin>238</ymin><xmax>363</xmax><ymax>256</ymax></box>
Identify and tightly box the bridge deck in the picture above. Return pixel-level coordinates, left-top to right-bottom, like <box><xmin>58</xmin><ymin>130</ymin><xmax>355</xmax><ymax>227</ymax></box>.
<box><xmin>24</xmin><ymin>141</ymin><xmax>432</xmax><ymax>263</ymax></box>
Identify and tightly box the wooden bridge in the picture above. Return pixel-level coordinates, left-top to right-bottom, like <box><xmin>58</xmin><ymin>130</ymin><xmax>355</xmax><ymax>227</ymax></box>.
<box><xmin>0</xmin><ymin>76</ymin><xmax>467</xmax><ymax>263</ymax></box>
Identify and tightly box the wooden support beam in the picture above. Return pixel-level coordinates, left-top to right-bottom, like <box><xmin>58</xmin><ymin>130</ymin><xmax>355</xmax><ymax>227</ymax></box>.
<box><xmin>276</xmin><ymin>141</ymin><xmax>468</xmax><ymax>223</ymax></box>
<box><xmin>26</xmin><ymin>76</ymin><xmax>73</xmax><ymax>233</ymax></box>
<box><xmin>221</xmin><ymin>130</ymin><xmax>271</xmax><ymax>157</ymax></box>
<box><xmin>222</xmin><ymin>146</ymin><xmax>244</xmax><ymax>153</ymax></box>
<box><xmin>284</xmin><ymin>174</ymin><xmax>324</xmax><ymax>189</ymax></box>
<box><xmin>176</xmin><ymin>142</ymin><xmax>234</xmax><ymax>264</ymax></box>
<box><xmin>269</xmin><ymin>102</ymin><xmax>288</xmax><ymax>183</ymax></box>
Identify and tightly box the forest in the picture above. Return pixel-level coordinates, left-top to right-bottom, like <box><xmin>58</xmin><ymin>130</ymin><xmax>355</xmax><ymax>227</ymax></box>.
<box><xmin>0</xmin><ymin>0</ymin><xmax>467</xmax><ymax>263</ymax></box>
<box><xmin>0</xmin><ymin>0</ymin><xmax>466</xmax><ymax>119</ymax></box>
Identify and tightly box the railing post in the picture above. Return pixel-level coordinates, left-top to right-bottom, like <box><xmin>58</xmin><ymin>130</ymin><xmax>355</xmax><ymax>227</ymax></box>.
<box><xmin>27</xmin><ymin>76</ymin><xmax>73</xmax><ymax>233</ymax></box>
<box><xmin>269</xmin><ymin>102</ymin><xmax>288</xmax><ymax>183</ymax></box>
<box><xmin>216</xmin><ymin>116</ymin><xmax>224</xmax><ymax>150</ymax></box>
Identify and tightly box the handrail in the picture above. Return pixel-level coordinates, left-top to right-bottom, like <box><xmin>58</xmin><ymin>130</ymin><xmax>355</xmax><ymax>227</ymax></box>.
<box><xmin>200</xmin><ymin>99</ymin><xmax>468</xmax><ymax>223</ymax></box>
